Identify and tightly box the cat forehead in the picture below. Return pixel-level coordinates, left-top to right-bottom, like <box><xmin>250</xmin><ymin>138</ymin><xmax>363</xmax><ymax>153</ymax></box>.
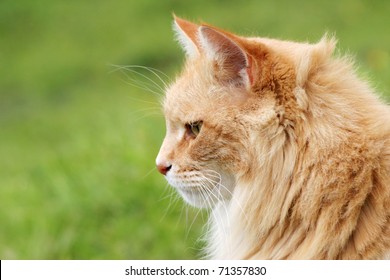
<box><xmin>164</xmin><ymin>80</ymin><xmax>213</xmax><ymax>122</ymax></box>
<box><xmin>163</xmin><ymin>56</ymin><xmax>251</xmax><ymax>122</ymax></box>
<box><xmin>163</xmin><ymin>59</ymin><xmax>217</xmax><ymax>120</ymax></box>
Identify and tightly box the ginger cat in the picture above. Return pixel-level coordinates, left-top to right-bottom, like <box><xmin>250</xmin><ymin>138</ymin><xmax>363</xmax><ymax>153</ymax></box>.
<box><xmin>156</xmin><ymin>16</ymin><xmax>390</xmax><ymax>259</ymax></box>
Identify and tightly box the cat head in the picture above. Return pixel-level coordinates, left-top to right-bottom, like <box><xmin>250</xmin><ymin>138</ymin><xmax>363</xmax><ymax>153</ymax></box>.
<box><xmin>156</xmin><ymin>16</ymin><xmax>334</xmax><ymax>208</ymax></box>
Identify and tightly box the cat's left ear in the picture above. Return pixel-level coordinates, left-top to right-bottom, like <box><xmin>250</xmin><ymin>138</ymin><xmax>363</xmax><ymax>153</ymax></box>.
<box><xmin>173</xmin><ymin>15</ymin><xmax>201</xmax><ymax>57</ymax></box>
<box><xmin>199</xmin><ymin>26</ymin><xmax>253</xmax><ymax>89</ymax></box>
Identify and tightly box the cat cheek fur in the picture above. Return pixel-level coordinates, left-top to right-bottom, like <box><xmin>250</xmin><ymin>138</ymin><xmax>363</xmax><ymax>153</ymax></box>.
<box><xmin>156</xmin><ymin>121</ymin><xmax>241</xmax><ymax>208</ymax></box>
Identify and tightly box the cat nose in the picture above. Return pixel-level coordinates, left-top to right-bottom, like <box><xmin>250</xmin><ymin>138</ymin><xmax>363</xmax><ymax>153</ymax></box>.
<box><xmin>156</xmin><ymin>162</ymin><xmax>172</xmax><ymax>176</ymax></box>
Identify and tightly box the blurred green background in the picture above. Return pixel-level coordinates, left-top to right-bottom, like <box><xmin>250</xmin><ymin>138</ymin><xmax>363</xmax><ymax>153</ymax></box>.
<box><xmin>1</xmin><ymin>0</ymin><xmax>389</xmax><ymax>259</ymax></box>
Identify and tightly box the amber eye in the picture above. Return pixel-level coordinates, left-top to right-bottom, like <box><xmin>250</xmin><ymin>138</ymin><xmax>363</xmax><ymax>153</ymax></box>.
<box><xmin>185</xmin><ymin>121</ymin><xmax>203</xmax><ymax>138</ymax></box>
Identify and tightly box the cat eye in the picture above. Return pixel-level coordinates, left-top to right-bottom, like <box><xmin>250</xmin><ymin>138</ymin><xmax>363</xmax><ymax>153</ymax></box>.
<box><xmin>185</xmin><ymin>121</ymin><xmax>203</xmax><ymax>138</ymax></box>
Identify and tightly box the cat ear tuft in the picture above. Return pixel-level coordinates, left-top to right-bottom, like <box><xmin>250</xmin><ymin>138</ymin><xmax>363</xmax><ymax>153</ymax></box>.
<box><xmin>199</xmin><ymin>26</ymin><xmax>251</xmax><ymax>88</ymax></box>
<box><xmin>173</xmin><ymin>15</ymin><xmax>200</xmax><ymax>57</ymax></box>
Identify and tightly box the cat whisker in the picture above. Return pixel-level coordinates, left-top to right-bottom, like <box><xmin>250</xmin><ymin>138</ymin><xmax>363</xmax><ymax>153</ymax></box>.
<box><xmin>158</xmin><ymin>182</ymin><xmax>175</xmax><ymax>201</ymax></box>
<box><xmin>203</xmin><ymin>183</ymin><xmax>232</xmax><ymax>257</ymax></box>
<box><xmin>110</xmin><ymin>64</ymin><xmax>171</xmax><ymax>89</ymax></box>
<box><xmin>132</xmin><ymin>110</ymin><xmax>162</xmax><ymax>123</ymax></box>
<box><xmin>116</xmin><ymin>68</ymin><xmax>164</xmax><ymax>97</ymax></box>
<box><xmin>125</xmin><ymin>96</ymin><xmax>161</xmax><ymax>106</ymax></box>
<box><xmin>201</xmin><ymin>170</ymin><xmax>221</xmax><ymax>181</ymax></box>
<box><xmin>159</xmin><ymin>185</ymin><xmax>175</xmax><ymax>221</ymax></box>
<box><xmin>123</xmin><ymin>68</ymin><xmax>165</xmax><ymax>94</ymax></box>
<box><xmin>122</xmin><ymin>106</ymin><xmax>162</xmax><ymax>125</ymax></box>
<box><xmin>141</xmin><ymin>166</ymin><xmax>159</xmax><ymax>180</ymax></box>
<box><xmin>185</xmin><ymin>192</ymin><xmax>206</xmax><ymax>240</ymax></box>
<box><xmin>202</xmin><ymin>169</ymin><xmax>249</xmax><ymax>223</ymax></box>
<box><xmin>110</xmin><ymin>64</ymin><xmax>169</xmax><ymax>95</ymax></box>
<box><xmin>129</xmin><ymin>106</ymin><xmax>161</xmax><ymax>116</ymax></box>
<box><xmin>159</xmin><ymin>182</ymin><xmax>184</xmax><ymax>224</ymax></box>
<box><xmin>176</xmin><ymin>201</ymin><xmax>187</xmax><ymax>229</ymax></box>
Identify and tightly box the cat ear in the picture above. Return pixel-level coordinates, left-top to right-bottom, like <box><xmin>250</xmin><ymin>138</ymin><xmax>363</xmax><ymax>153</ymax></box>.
<box><xmin>199</xmin><ymin>26</ymin><xmax>252</xmax><ymax>88</ymax></box>
<box><xmin>173</xmin><ymin>15</ymin><xmax>200</xmax><ymax>57</ymax></box>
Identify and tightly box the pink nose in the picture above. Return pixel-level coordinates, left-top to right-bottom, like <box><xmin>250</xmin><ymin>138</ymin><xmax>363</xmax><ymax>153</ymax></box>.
<box><xmin>156</xmin><ymin>163</ymin><xmax>172</xmax><ymax>175</ymax></box>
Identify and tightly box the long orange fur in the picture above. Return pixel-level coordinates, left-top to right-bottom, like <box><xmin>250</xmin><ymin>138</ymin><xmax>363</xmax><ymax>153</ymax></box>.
<box><xmin>156</xmin><ymin>16</ymin><xmax>390</xmax><ymax>259</ymax></box>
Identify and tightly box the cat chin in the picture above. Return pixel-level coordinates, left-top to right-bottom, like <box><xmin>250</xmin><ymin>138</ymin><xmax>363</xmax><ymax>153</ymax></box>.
<box><xmin>175</xmin><ymin>178</ymin><xmax>235</xmax><ymax>208</ymax></box>
<box><xmin>177</xmin><ymin>188</ymin><xmax>214</xmax><ymax>208</ymax></box>
<box><xmin>166</xmin><ymin>168</ymin><xmax>236</xmax><ymax>208</ymax></box>
<box><xmin>174</xmin><ymin>186</ymin><xmax>219</xmax><ymax>208</ymax></box>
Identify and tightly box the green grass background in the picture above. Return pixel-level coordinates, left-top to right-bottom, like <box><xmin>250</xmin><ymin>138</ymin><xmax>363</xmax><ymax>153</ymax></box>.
<box><xmin>1</xmin><ymin>0</ymin><xmax>389</xmax><ymax>259</ymax></box>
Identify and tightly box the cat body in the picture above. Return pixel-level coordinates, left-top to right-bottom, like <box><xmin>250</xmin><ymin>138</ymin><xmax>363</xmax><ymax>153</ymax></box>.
<box><xmin>156</xmin><ymin>16</ymin><xmax>390</xmax><ymax>259</ymax></box>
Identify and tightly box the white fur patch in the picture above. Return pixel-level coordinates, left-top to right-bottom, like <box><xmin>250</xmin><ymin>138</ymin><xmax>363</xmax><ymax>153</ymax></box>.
<box><xmin>173</xmin><ymin>20</ymin><xmax>199</xmax><ymax>57</ymax></box>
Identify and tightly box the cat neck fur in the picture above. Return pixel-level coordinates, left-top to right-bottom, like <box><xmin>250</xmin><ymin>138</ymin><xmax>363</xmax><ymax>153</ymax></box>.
<box><xmin>206</xmin><ymin>37</ymin><xmax>390</xmax><ymax>259</ymax></box>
